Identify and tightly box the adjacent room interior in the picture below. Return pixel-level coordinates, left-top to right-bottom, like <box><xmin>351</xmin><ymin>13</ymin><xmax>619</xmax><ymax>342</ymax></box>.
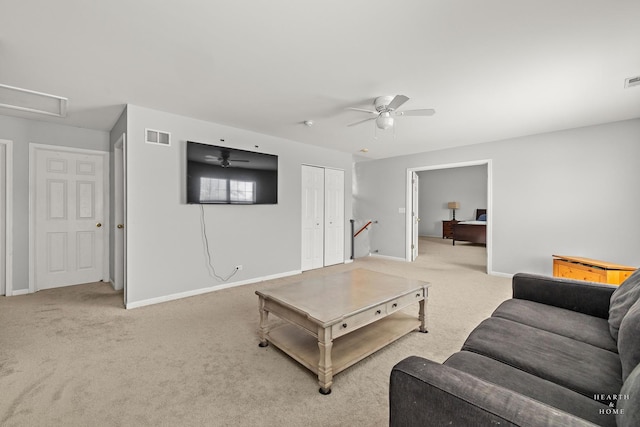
<box><xmin>1</xmin><ymin>1</ymin><xmax>639</xmax><ymax>426</ymax></box>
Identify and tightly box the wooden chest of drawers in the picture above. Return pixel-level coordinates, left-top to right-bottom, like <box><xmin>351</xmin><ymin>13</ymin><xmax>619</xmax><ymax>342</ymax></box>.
<box><xmin>552</xmin><ymin>255</ymin><xmax>637</xmax><ymax>286</ymax></box>
<box><xmin>442</xmin><ymin>220</ymin><xmax>458</xmax><ymax>239</ymax></box>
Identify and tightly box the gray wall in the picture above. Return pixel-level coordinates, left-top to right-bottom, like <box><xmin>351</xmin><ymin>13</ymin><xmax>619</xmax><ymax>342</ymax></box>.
<box><xmin>354</xmin><ymin>118</ymin><xmax>640</xmax><ymax>275</ymax></box>
<box><xmin>417</xmin><ymin>165</ymin><xmax>487</xmax><ymax>236</ymax></box>
<box><xmin>125</xmin><ymin>105</ymin><xmax>353</xmax><ymax>305</ymax></box>
<box><xmin>0</xmin><ymin>114</ymin><xmax>110</xmax><ymax>292</ymax></box>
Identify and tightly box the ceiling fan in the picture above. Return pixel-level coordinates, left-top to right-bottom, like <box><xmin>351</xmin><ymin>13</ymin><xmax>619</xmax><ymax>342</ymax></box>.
<box><xmin>205</xmin><ymin>150</ymin><xmax>249</xmax><ymax>168</ymax></box>
<box><xmin>347</xmin><ymin>95</ymin><xmax>435</xmax><ymax>130</ymax></box>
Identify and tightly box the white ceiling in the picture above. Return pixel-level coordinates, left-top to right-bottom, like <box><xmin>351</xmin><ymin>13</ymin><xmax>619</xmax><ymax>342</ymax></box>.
<box><xmin>1</xmin><ymin>0</ymin><xmax>639</xmax><ymax>159</ymax></box>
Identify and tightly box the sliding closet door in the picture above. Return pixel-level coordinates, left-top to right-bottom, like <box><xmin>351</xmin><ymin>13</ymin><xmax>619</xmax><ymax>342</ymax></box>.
<box><xmin>324</xmin><ymin>168</ymin><xmax>344</xmax><ymax>266</ymax></box>
<box><xmin>301</xmin><ymin>165</ymin><xmax>325</xmax><ymax>271</ymax></box>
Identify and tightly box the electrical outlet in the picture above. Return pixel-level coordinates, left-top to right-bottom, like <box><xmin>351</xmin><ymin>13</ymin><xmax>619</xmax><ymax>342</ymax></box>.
<box><xmin>236</xmin><ymin>265</ymin><xmax>243</xmax><ymax>271</ymax></box>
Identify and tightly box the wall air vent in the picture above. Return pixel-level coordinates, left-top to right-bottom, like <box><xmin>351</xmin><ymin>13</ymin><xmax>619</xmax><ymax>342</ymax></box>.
<box><xmin>0</xmin><ymin>83</ymin><xmax>68</xmax><ymax>117</ymax></box>
<box><xmin>625</xmin><ymin>76</ymin><xmax>640</xmax><ymax>88</ymax></box>
<box><xmin>145</xmin><ymin>128</ymin><xmax>171</xmax><ymax>146</ymax></box>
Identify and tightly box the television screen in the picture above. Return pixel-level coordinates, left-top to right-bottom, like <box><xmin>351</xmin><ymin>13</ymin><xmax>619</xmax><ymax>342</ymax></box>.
<box><xmin>186</xmin><ymin>141</ymin><xmax>278</xmax><ymax>204</ymax></box>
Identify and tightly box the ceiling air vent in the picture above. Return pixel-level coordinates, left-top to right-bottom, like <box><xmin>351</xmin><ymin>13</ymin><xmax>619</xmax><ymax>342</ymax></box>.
<box><xmin>625</xmin><ymin>76</ymin><xmax>640</xmax><ymax>88</ymax></box>
<box><xmin>145</xmin><ymin>128</ymin><xmax>171</xmax><ymax>146</ymax></box>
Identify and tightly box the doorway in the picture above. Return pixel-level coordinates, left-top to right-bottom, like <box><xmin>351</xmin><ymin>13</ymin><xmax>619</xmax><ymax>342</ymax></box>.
<box><xmin>405</xmin><ymin>160</ymin><xmax>493</xmax><ymax>273</ymax></box>
<box><xmin>29</xmin><ymin>144</ymin><xmax>110</xmax><ymax>292</ymax></box>
<box><xmin>114</xmin><ymin>134</ymin><xmax>127</xmax><ymax>305</ymax></box>
<box><xmin>0</xmin><ymin>139</ymin><xmax>13</xmax><ymax>296</ymax></box>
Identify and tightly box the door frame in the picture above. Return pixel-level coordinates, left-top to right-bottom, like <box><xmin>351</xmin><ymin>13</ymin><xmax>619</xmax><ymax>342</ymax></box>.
<box><xmin>114</xmin><ymin>134</ymin><xmax>127</xmax><ymax>304</ymax></box>
<box><xmin>404</xmin><ymin>159</ymin><xmax>493</xmax><ymax>273</ymax></box>
<box><xmin>0</xmin><ymin>139</ymin><xmax>13</xmax><ymax>296</ymax></box>
<box><xmin>29</xmin><ymin>143</ymin><xmax>110</xmax><ymax>293</ymax></box>
<box><xmin>411</xmin><ymin>171</ymin><xmax>419</xmax><ymax>261</ymax></box>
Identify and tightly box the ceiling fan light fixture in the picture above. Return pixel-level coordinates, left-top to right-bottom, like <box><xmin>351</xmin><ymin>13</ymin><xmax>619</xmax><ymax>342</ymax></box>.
<box><xmin>376</xmin><ymin>112</ymin><xmax>394</xmax><ymax>130</ymax></box>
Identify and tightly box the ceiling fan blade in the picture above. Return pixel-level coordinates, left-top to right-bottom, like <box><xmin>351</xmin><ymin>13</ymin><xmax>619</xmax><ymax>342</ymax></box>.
<box><xmin>396</xmin><ymin>109</ymin><xmax>436</xmax><ymax>117</ymax></box>
<box><xmin>347</xmin><ymin>117</ymin><xmax>377</xmax><ymax>127</ymax></box>
<box><xmin>230</xmin><ymin>159</ymin><xmax>250</xmax><ymax>162</ymax></box>
<box><xmin>347</xmin><ymin>107</ymin><xmax>377</xmax><ymax>114</ymax></box>
<box><xmin>387</xmin><ymin>95</ymin><xmax>409</xmax><ymax>111</ymax></box>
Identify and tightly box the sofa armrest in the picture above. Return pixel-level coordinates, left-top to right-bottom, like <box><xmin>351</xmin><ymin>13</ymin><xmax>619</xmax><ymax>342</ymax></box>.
<box><xmin>390</xmin><ymin>356</ymin><xmax>598</xmax><ymax>427</ymax></box>
<box><xmin>512</xmin><ymin>273</ymin><xmax>616</xmax><ymax>319</ymax></box>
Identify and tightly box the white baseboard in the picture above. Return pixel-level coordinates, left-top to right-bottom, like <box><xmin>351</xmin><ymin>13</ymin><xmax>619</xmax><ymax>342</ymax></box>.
<box><xmin>344</xmin><ymin>259</ymin><xmax>354</xmax><ymax>264</ymax></box>
<box><xmin>368</xmin><ymin>253</ymin><xmax>407</xmax><ymax>262</ymax></box>
<box><xmin>108</xmin><ymin>279</ymin><xmax>124</xmax><ymax>292</ymax></box>
<box><xmin>9</xmin><ymin>289</ymin><xmax>29</xmax><ymax>296</ymax></box>
<box><xmin>125</xmin><ymin>269</ymin><xmax>302</xmax><ymax>310</ymax></box>
<box><xmin>488</xmin><ymin>270</ymin><xmax>514</xmax><ymax>278</ymax></box>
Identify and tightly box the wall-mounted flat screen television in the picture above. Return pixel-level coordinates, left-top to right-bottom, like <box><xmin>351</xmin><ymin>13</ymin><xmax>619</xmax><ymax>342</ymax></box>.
<box><xmin>186</xmin><ymin>141</ymin><xmax>278</xmax><ymax>204</ymax></box>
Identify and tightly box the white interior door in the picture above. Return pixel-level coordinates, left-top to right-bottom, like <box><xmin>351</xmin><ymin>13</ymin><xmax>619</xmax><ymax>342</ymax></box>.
<box><xmin>32</xmin><ymin>146</ymin><xmax>108</xmax><ymax>290</ymax></box>
<box><xmin>301</xmin><ymin>165</ymin><xmax>324</xmax><ymax>271</ymax></box>
<box><xmin>324</xmin><ymin>168</ymin><xmax>344</xmax><ymax>266</ymax></box>
<box><xmin>114</xmin><ymin>134</ymin><xmax>127</xmax><ymax>303</ymax></box>
<box><xmin>411</xmin><ymin>172</ymin><xmax>419</xmax><ymax>261</ymax></box>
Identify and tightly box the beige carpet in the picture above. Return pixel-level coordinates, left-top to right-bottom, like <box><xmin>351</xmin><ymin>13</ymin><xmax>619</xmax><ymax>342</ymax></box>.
<box><xmin>0</xmin><ymin>237</ymin><xmax>512</xmax><ymax>427</ymax></box>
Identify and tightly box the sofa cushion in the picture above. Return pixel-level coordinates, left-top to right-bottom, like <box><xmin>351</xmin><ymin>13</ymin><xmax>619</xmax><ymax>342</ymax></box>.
<box><xmin>609</xmin><ymin>268</ymin><xmax>640</xmax><ymax>342</ymax></box>
<box><xmin>512</xmin><ymin>273</ymin><xmax>614</xmax><ymax>319</ymax></box>
<box><xmin>445</xmin><ymin>351</ymin><xmax>616</xmax><ymax>427</ymax></box>
<box><xmin>461</xmin><ymin>317</ymin><xmax>622</xmax><ymax>402</ymax></box>
<box><xmin>617</xmin><ymin>362</ymin><xmax>640</xmax><ymax>427</ymax></box>
<box><xmin>493</xmin><ymin>299</ymin><xmax>617</xmax><ymax>353</ymax></box>
<box><xmin>618</xmin><ymin>298</ymin><xmax>640</xmax><ymax>381</ymax></box>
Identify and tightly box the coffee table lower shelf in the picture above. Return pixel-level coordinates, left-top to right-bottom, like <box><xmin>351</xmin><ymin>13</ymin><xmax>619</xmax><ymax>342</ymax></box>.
<box><xmin>266</xmin><ymin>312</ymin><xmax>420</xmax><ymax>377</ymax></box>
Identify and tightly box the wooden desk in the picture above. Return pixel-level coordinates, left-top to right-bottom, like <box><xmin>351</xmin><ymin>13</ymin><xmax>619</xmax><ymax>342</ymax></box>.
<box><xmin>552</xmin><ymin>255</ymin><xmax>636</xmax><ymax>285</ymax></box>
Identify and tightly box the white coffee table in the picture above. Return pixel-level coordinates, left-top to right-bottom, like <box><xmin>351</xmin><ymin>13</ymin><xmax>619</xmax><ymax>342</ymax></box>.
<box><xmin>256</xmin><ymin>269</ymin><xmax>429</xmax><ymax>394</ymax></box>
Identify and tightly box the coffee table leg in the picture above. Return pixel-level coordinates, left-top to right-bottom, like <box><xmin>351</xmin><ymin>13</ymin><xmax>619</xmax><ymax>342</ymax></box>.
<box><xmin>317</xmin><ymin>327</ymin><xmax>333</xmax><ymax>394</ymax></box>
<box><xmin>258</xmin><ymin>297</ymin><xmax>270</xmax><ymax>347</ymax></box>
<box><xmin>419</xmin><ymin>298</ymin><xmax>428</xmax><ymax>333</ymax></box>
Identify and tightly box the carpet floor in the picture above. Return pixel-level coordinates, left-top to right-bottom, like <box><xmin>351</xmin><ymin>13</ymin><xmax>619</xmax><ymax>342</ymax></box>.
<box><xmin>0</xmin><ymin>237</ymin><xmax>512</xmax><ymax>426</ymax></box>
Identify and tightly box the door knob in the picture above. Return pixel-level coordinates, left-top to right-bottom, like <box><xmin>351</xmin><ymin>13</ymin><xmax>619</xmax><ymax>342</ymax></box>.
<box><xmin>96</xmin><ymin>223</ymin><xmax>102</xmax><ymax>228</ymax></box>
<box><xmin>117</xmin><ymin>224</ymin><xmax>124</xmax><ymax>229</ymax></box>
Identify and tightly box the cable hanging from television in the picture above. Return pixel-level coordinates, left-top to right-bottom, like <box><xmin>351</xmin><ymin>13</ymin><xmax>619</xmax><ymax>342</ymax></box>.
<box><xmin>199</xmin><ymin>204</ymin><xmax>239</xmax><ymax>282</ymax></box>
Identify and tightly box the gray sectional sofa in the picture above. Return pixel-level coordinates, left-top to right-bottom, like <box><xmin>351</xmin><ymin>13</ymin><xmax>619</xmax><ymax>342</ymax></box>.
<box><xmin>390</xmin><ymin>271</ymin><xmax>640</xmax><ymax>426</ymax></box>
